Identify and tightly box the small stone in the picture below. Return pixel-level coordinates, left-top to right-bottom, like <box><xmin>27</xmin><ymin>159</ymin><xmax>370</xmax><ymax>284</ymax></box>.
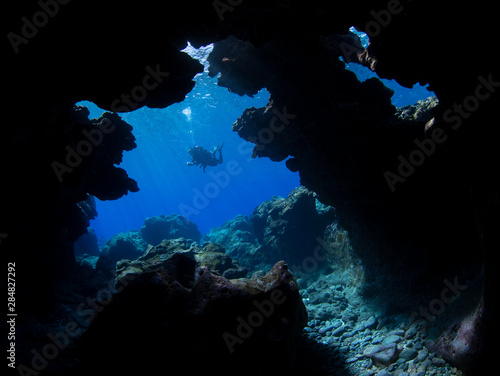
<box><xmin>397</xmin><ymin>361</ymin><xmax>409</xmax><ymax>371</ymax></box>
<box><xmin>363</xmin><ymin>344</ymin><xmax>399</xmax><ymax>367</ymax></box>
<box><xmin>399</xmin><ymin>348</ymin><xmax>418</xmax><ymax>361</ymax></box>
<box><xmin>405</xmin><ymin>326</ymin><xmax>418</xmax><ymax>338</ymax></box>
<box><xmin>339</xmin><ymin>346</ymin><xmax>350</xmax><ymax>354</ymax></box>
<box><xmin>375</xmin><ymin>370</ymin><xmax>389</xmax><ymax>376</ymax></box>
<box><xmin>341</xmin><ymin>330</ymin><xmax>354</xmax><ymax>340</ymax></box>
<box><xmin>332</xmin><ymin>319</ymin><xmax>343</xmax><ymax>328</ymax></box>
<box><xmin>363</xmin><ymin>315</ymin><xmax>378</xmax><ymax>330</ymax></box>
<box><xmin>417</xmin><ymin>348</ymin><xmax>429</xmax><ymax>362</ymax></box>
<box><xmin>417</xmin><ymin>359</ymin><xmax>432</xmax><ymax>372</ymax></box>
<box><xmin>432</xmin><ymin>357</ymin><xmax>446</xmax><ymax>366</ymax></box>
<box><xmin>346</xmin><ymin>356</ymin><xmax>358</xmax><ymax>364</ymax></box>
<box><xmin>332</xmin><ymin>325</ymin><xmax>346</xmax><ymax>337</ymax></box>
<box><xmin>389</xmin><ymin>329</ymin><xmax>406</xmax><ymax>337</ymax></box>
<box><xmin>393</xmin><ymin>371</ymin><xmax>408</xmax><ymax>376</ymax></box>
<box><xmin>372</xmin><ymin>336</ymin><xmax>384</xmax><ymax>344</ymax></box>
<box><xmin>382</xmin><ymin>335</ymin><xmax>403</xmax><ymax>345</ymax></box>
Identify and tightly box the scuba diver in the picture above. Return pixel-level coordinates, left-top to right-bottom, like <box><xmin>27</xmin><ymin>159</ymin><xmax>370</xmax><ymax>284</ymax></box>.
<box><xmin>187</xmin><ymin>143</ymin><xmax>224</xmax><ymax>173</ymax></box>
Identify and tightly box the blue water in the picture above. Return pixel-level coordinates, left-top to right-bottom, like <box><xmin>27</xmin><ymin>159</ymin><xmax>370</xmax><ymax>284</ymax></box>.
<box><xmin>345</xmin><ymin>28</ymin><xmax>433</xmax><ymax>107</ymax></box>
<box><xmin>81</xmin><ymin>42</ymin><xmax>433</xmax><ymax>244</ymax></box>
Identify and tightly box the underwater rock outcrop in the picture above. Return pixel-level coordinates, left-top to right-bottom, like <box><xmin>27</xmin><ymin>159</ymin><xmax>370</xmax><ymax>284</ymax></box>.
<box><xmin>202</xmin><ymin>214</ymin><xmax>261</xmax><ymax>269</ymax></box>
<box><xmin>250</xmin><ymin>187</ymin><xmax>335</xmax><ymax>267</ymax></box>
<box><xmin>76</xmin><ymin>240</ymin><xmax>307</xmax><ymax>375</ymax></box>
<box><xmin>96</xmin><ymin>214</ymin><xmax>201</xmax><ymax>275</ymax></box>
<box><xmin>140</xmin><ymin>213</ymin><xmax>201</xmax><ymax>245</ymax></box>
<box><xmin>114</xmin><ymin>238</ymin><xmax>247</xmax><ymax>280</ymax></box>
<box><xmin>209</xmin><ymin>28</ymin><xmax>495</xmax><ymax>373</ymax></box>
<box><xmin>197</xmin><ymin>243</ymin><xmax>248</xmax><ymax>278</ymax></box>
<box><xmin>96</xmin><ymin>230</ymin><xmax>148</xmax><ymax>275</ymax></box>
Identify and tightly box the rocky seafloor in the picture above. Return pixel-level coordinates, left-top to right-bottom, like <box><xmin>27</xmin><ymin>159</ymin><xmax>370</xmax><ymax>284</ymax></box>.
<box><xmin>59</xmin><ymin>185</ymin><xmax>480</xmax><ymax>376</ymax></box>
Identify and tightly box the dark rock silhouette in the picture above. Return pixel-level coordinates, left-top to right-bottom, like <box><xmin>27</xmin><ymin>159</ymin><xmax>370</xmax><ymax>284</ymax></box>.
<box><xmin>77</xmin><ymin>241</ymin><xmax>307</xmax><ymax>376</ymax></box>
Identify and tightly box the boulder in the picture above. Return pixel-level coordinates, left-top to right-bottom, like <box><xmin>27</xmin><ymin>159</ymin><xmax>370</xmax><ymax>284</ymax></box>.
<box><xmin>250</xmin><ymin>187</ymin><xmax>335</xmax><ymax>266</ymax></box>
<box><xmin>195</xmin><ymin>244</ymin><xmax>247</xmax><ymax>278</ymax></box>
<box><xmin>115</xmin><ymin>239</ymin><xmax>247</xmax><ymax>281</ymax></box>
<box><xmin>202</xmin><ymin>214</ymin><xmax>261</xmax><ymax>269</ymax></box>
<box><xmin>95</xmin><ymin>230</ymin><xmax>148</xmax><ymax>275</ymax></box>
<box><xmin>141</xmin><ymin>214</ymin><xmax>201</xmax><ymax>245</ymax></box>
<box><xmin>363</xmin><ymin>343</ymin><xmax>400</xmax><ymax>367</ymax></box>
<box><xmin>76</xmin><ymin>240</ymin><xmax>307</xmax><ymax>376</ymax></box>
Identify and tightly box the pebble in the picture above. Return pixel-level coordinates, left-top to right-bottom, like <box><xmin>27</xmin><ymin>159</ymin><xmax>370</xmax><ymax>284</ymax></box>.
<box><xmin>393</xmin><ymin>371</ymin><xmax>408</xmax><ymax>376</ymax></box>
<box><xmin>399</xmin><ymin>348</ymin><xmax>418</xmax><ymax>361</ymax></box>
<box><xmin>413</xmin><ymin>341</ymin><xmax>424</xmax><ymax>350</ymax></box>
<box><xmin>382</xmin><ymin>334</ymin><xmax>402</xmax><ymax>345</ymax></box>
<box><xmin>345</xmin><ymin>356</ymin><xmax>358</xmax><ymax>364</ymax></box>
<box><xmin>362</xmin><ymin>315</ymin><xmax>378</xmax><ymax>330</ymax></box>
<box><xmin>389</xmin><ymin>329</ymin><xmax>406</xmax><ymax>337</ymax></box>
<box><xmin>332</xmin><ymin>325</ymin><xmax>346</xmax><ymax>337</ymax></box>
<box><xmin>417</xmin><ymin>348</ymin><xmax>429</xmax><ymax>362</ymax></box>
<box><xmin>372</xmin><ymin>335</ymin><xmax>384</xmax><ymax>344</ymax></box>
<box><xmin>339</xmin><ymin>346</ymin><xmax>350</xmax><ymax>354</ymax></box>
<box><xmin>405</xmin><ymin>326</ymin><xmax>417</xmax><ymax>338</ymax></box>
<box><xmin>417</xmin><ymin>359</ymin><xmax>432</xmax><ymax>372</ymax></box>
<box><xmin>432</xmin><ymin>357</ymin><xmax>446</xmax><ymax>366</ymax></box>
<box><xmin>302</xmin><ymin>274</ymin><xmax>463</xmax><ymax>376</ymax></box>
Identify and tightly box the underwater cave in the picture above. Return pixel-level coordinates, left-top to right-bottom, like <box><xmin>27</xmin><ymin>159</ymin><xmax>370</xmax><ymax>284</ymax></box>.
<box><xmin>3</xmin><ymin>1</ymin><xmax>499</xmax><ymax>375</ymax></box>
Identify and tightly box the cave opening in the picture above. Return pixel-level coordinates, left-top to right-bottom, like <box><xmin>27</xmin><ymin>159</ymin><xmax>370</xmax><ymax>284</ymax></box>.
<box><xmin>343</xmin><ymin>28</ymin><xmax>435</xmax><ymax>108</ymax></box>
<box><xmin>76</xmin><ymin>37</ymin><xmax>435</xmax><ymax>245</ymax></box>
<box><xmin>77</xmin><ymin>42</ymin><xmax>302</xmax><ymax>242</ymax></box>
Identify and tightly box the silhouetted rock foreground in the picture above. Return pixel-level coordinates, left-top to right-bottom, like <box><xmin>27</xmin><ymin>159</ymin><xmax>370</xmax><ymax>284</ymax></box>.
<box><xmin>75</xmin><ymin>240</ymin><xmax>307</xmax><ymax>376</ymax></box>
